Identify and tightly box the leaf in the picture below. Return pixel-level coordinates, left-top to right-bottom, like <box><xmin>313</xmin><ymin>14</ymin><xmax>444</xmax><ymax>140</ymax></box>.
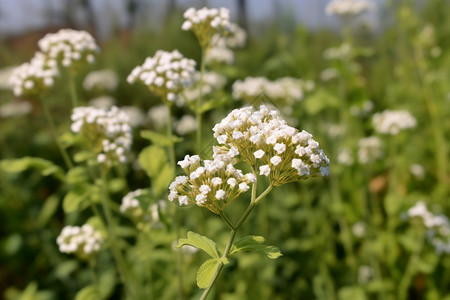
<box><xmin>338</xmin><ymin>286</ymin><xmax>367</xmax><ymax>300</ymax></box>
<box><xmin>74</xmin><ymin>285</ymin><xmax>99</xmax><ymax>300</ymax></box>
<box><xmin>196</xmin><ymin>258</ymin><xmax>221</xmax><ymax>289</ymax></box>
<box><xmin>141</xmin><ymin>130</ymin><xmax>183</xmax><ymax>147</ymax></box>
<box><xmin>230</xmin><ymin>235</ymin><xmax>282</xmax><ymax>259</ymax></box>
<box><xmin>73</xmin><ymin>151</ymin><xmax>95</xmax><ymax>163</ymax></box>
<box><xmin>98</xmin><ymin>268</ymin><xmax>117</xmax><ymax>299</ymax></box>
<box><xmin>198</xmin><ymin>96</ymin><xmax>228</xmax><ymax>113</ymax></box>
<box><xmin>0</xmin><ymin>157</ymin><xmax>64</xmax><ymax>180</ymax></box>
<box><xmin>138</xmin><ymin>146</ymin><xmax>167</xmax><ymax>178</ymax></box>
<box><xmin>65</xmin><ymin>167</ymin><xmax>90</xmax><ymax>185</ymax></box>
<box><xmin>36</xmin><ymin>195</ymin><xmax>60</xmax><ymax>228</ymax></box>
<box><xmin>177</xmin><ymin>231</ymin><xmax>220</xmax><ymax>258</ymax></box>
<box><xmin>62</xmin><ymin>186</ymin><xmax>90</xmax><ymax>213</ymax></box>
<box><xmin>303</xmin><ymin>89</ymin><xmax>340</xmax><ymax>115</ymax></box>
<box><xmin>152</xmin><ymin>163</ymin><xmax>174</xmax><ymax>197</ymax></box>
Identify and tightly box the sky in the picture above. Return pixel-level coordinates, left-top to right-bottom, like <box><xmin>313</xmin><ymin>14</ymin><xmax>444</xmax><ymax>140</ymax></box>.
<box><xmin>0</xmin><ymin>0</ymin><xmax>381</xmax><ymax>39</ymax></box>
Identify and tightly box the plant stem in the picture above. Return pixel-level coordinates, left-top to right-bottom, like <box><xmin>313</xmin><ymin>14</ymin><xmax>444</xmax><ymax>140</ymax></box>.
<box><xmin>99</xmin><ymin>172</ymin><xmax>134</xmax><ymax>298</ymax></box>
<box><xmin>166</xmin><ymin>105</ymin><xmax>176</xmax><ymax>167</ymax></box>
<box><xmin>88</xmin><ymin>259</ymin><xmax>99</xmax><ymax>293</ymax></box>
<box><xmin>41</xmin><ymin>98</ymin><xmax>73</xmax><ymax>169</ymax></box>
<box><xmin>196</xmin><ymin>47</ymin><xmax>206</xmax><ymax>154</ymax></box>
<box><xmin>199</xmin><ymin>184</ymin><xmax>273</xmax><ymax>300</ymax></box>
<box><xmin>69</xmin><ymin>73</ymin><xmax>78</xmax><ymax>108</ymax></box>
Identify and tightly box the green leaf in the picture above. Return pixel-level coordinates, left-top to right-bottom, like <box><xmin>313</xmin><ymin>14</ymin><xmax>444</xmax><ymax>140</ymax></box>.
<box><xmin>0</xmin><ymin>157</ymin><xmax>64</xmax><ymax>180</ymax></box>
<box><xmin>152</xmin><ymin>163</ymin><xmax>174</xmax><ymax>197</ymax></box>
<box><xmin>196</xmin><ymin>258</ymin><xmax>221</xmax><ymax>289</ymax></box>
<box><xmin>141</xmin><ymin>130</ymin><xmax>183</xmax><ymax>147</ymax></box>
<box><xmin>230</xmin><ymin>235</ymin><xmax>282</xmax><ymax>259</ymax></box>
<box><xmin>74</xmin><ymin>285</ymin><xmax>99</xmax><ymax>300</ymax></box>
<box><xmin>65</xmin><ymin>167</ymin><xmax>90</xmax><ymax>185</ymax></box>
<box><xmin>54</xmin><ymin>260</ymin><xmax>79</xmax><ymax>279</ymax></box>
<box><xmin>98</xmin><ymin>268</ymin><xmax>117</xmax><ymax>299</ymax></box>
<box><xmin>138</xmin><ymin>146</ymin><xmax>167</xmax><ymax>178</ymax></box>
<box><xmin>198</xmin><ymin>96</ymin><xmax>228</xmax><ymax>113</ymax></box>
<box><xmin>177</xmin><ymin>231</ymin><xmax>220</xmax><ymax>258</ymax></box>
<box><xmin>303</xmin><ymin>89</ymin><xmax>340</xmax><ymax>115</ymax></box>
<box><xmin>35</xmin><ymin>195</ymin><xmax>60</xmax><ymax>228</ymax></box>
<box><xmin>73</xmin><ymin>151</ymin><xmax>95</xmax><ymax>163</ymax></box>
<box><xmin>338</xmin><ymin>286</ymin><xmax>367</xmax><ymax>300</ymax></box>
<box><xmin>62</xmin><ymin>186</ymin><xmax>91</xmax><ymax>213</ymax></box>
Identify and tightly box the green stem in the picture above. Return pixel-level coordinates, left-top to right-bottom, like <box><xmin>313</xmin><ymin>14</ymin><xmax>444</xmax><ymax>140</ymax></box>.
<box><xmin>69</xmin><ymin>73</ymin><xmax>78</xmax><ymax>108</ymax></box>
<box><xmin>41</xmin><ymin>99</ymin><xmax>73</xmax><ymax>169</ymax></box>
<box><xmin>99</xmin><ymin>172</ymin><xmax>134</xmax><ymax>298</ymax></box>
<box><xmin>196</xmin><ymin>47</ymin><xmax>206</xmax><ymax>154</ymax></box>
<box><xmin>88</xmin><ymin>259</ymin><xmax>99</xmax><ymax>293</ymax></box>
<box><xmin>199</xmin><ymin>184</ymin><xmax>273</xmax><ymax>300</ymax></box>
<box><xmin>398</xmin><ymin>230</ymin><xmax>426</xmax><ymax>300</ymax></box>
<box><xmin>166</xmin><ymin>105</ymin><xmax>176</xmax><ymax>167</ymax></box>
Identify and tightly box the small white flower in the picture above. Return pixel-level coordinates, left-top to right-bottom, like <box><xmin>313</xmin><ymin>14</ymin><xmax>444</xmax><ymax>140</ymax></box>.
<box><xmin>254</xmin><ymin>149</ymin><xmax>265</xmax><ymax>159</ymax></box>
<box><xmin>179</xmin><ymin>195</ymin><xmax>189</xmax><ymax>205</ymax></box>
<box><xmin>270</xmin><ymin>156</ymin><xmax>282</xmax><ymax>166</ymax></box>
<box><xmin>238</xmin><ymin>182</ymin><xmax>249</xmax><ymax>192</ymax></box>
<box><xmin>216</xmin><ymin>189</ymin><xmax>226</xmax><ymax>200</ymax></box>
<box><xmin>274</xmin><ymin>143</ymin><xmax>286</xmax><ymax>154</ymax></box>
<box><xmin>259</xmin><ymin>165</ymin><xmax>271</xmax><ymax>176</ymax></box>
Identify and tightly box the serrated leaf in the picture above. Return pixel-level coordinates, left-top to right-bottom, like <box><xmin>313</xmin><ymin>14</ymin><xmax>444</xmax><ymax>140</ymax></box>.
<box><xmin>231</xmin><ymin>235</ymin><xmax>282</xmax><ymax>259</ymax></box>
<box><xmin>152</xmin><ymin>163</ymin><xmax>174</xmax><ymax>197</ymax></box>
<box><xmin>138</xmin><ymin>146</ymin><xmax>167</xmax><ymax>178</ymax></box>
<box><xmin>177</xmin><ymin>231</ymin><xmax>220</xmax><ymax>258</ymax></box>
<box><xmin>74</xmin><ymin>285</ymin><xmax>99</xmax><ymax>300</ymax></box>
<box><xmin>0</xmin><ymin>157</ymin><xmax>64</xmax><ymax>180</ymax></box>
<box><xmin>196</xmin><ymin>258</ymin><xmax>221</xmax><ymax>289</ymax></box>
<box><xmin>141</xmin><ymin>130</ymin><xmax>183</xmax><ymax>147</ymax></box>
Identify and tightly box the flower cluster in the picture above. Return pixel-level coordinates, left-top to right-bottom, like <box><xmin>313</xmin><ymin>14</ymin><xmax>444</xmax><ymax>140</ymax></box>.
<box><xmin>232</xmin><ymin>77</ymin><xmax>304</xmax><ymax>108</ymax></box>
<box><xmin>71</xmin><ymin>106</ymin><xmax>133</xmax><ymax>164</ymax></box>
<box><xmin>0</xmin><ymin>100</ymin><xmax>32</xmax><ymax>118</ymax></box>
<box><xmin>83</xmin><ymin>69</ymin><xmax>119</xmax><ymax>92</ymax></box>
<box><xmin>206</xmin><ymin>23</ymin><xmax>247</xmax><ymax>65</ymax></box>
<box><xmin>357</xmin><ymin>136</ymin><xmax>383</xmax><ymax>164</ymax></box>
<box><xmin>169</xmin><ymin>154</ymin><xmax>256</xmax><ymax>214</ymax></box>
<box><xmin>178</xmin><ymin>71</ymin><xmax>226</xmax><ymax>106</ymax></box>
<box><xmin>127</xmin><ymin>50</ymin><xmax>196</xmax><ymax>103</ymax></box>
<box><xmin>120</xmin><ymin>189</ymin><xmax>166</xmax><ymax>230</ymax></box>
<box><xmin>181</xmin><ymin>7</ymin><xmax>231</xmax><ymax>48</ymax></box>
<box><xmin>213</xmin><ymin>105</ymin><xmax>330</xmax><ymax>186</ymax></box>
<box><xmin>323</xmin><ymin>43</ymin><xmax>353</xmax><ymax>61</ymax></box>
<box><xmin>372</xmin><ymin>110</ymin><xmax>417</xmax><ymax>135</ymax></box>
<box><xmin>325</xmin><ymin>0</ymin><xmax>374</xmax><ymax>17</ymax></box>
<box><xmin>406</xmin><ymin>201</ymin><xmax>450</xmax><ymax>254</ymax></box>
<box><xmin>9</xmin><ymin>52</ymin><xmax>59</xmax><ymax>97</ymax></box>
<box><xmin>175</xmin><ymin>115</ymin><xmax>197</xmax><ymax>135</ymax></box>
<box><xmin>38</xmin><ymin>29</ymin><xmax>99</xmax><ymax>68</ymax></box>
<box><xmin>56</xmin><ymin>224</ymin><xmax>103</xmax><ymax>259</ymax></box>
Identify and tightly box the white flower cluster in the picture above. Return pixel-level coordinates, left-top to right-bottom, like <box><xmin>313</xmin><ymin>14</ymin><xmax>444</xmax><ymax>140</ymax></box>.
<box><xmin>181</xmin><ymin>7</ymin><xmax>231</xmax><ymax>48</ymax></box>
<box><xmin>206</xmin><ymin>23</ymin><xmax>247</xmax><ymax>65</ymax></box>
<box><xmin>9</xmin><ymin>52</ymin><xmax>59</xmax><ymax>97</ymax></box>
<box><xmin>0</xmin><ymin>100</ymin><xmax>32</xmax><ymax>118</ymax></box>
<box><xmin>325</xmin><ymin>0</ymin><xmax>375</xmax><ymax>17</ymax></box>
<box><xmin>169</xmin><ymin>153</ymin><xmax>256</xmax><ymax>214</ymax></box>
<box><xmin>407</xmin><ymin>201</ymin><xmax>450</xmax><ymax>254</ymax></box>
<box><xmin>232</xmin><ymin>77</ymin><xmax>304</xmax><ymax>108</ymax></box>
<box><xmin>0</xmin><ymin>66</ymin><xmax>16</xmax><ymax>90</ymax></box>
<box><xmin>71</xmin><ymin>106</ymin><xmax>133</xmax><ymax>164</ymax></box>
<box><xmin>213</xmin><ymin>105</ymin><xmax>330</xmax><ymax>186</ymax></box>
<box><xmin>147</xmin><ymin>105</ymin><xmax>168</xmax><ymax>129</ymax></box>
<box><xmin>178</xmin><ymin>71</ymin><xmax>227</xmax><ymax>106</ymax></box>
<box><xmin>120</xmin><ymin>189</ymin><xmax>165</xmax><ymax>229</ymax></box>
<box><xmin>83</xmin><ymin>69</ymin><xmax>119</xmax><ymax>92</ymax></box>
<box><xmin>323</xmin><ymin>43</ymin><xmax>352</xmax><ymax>60</ymax></box>
<box><xmin>358</xmin><ymin>136</ymin><xmax>383</xmax><ymax>164</ymax></box>
<box><xmin>57</xmin><ymin>224</ymin><xmax>103</xmax><ymax>258</ymax></box>
<box><xmin>372</xmin><ymin>110</ymin><xmax>417</xmax><ymax>135</ymax></box>
<box><xmin>127</xmin><ymin>50</ymin><xmax>196</xmax><ymax>103</ymax></box>
<box><xmin>175</xmin><ymin>115</ymin><xmax>197</xmax><ymax>135</ymax></box>
<box><xmin>38</xmin><ymin>29</ymin><xmax>99</xmax><ymax>67</ymax></box>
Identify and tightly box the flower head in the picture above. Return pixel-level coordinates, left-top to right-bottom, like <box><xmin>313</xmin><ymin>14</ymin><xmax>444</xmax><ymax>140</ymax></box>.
<box><xmin>9</xmin><ymin>52</ymin><xmax>59</xmax><ymax>97</ymax></box>
<box><xmin>213</xmin><ymin>105</ymin><xmax>330</xmax><ymax>186</ymax></box>
<box><xmin>325</xmin><ymin>0</ymin><xmax>374</xmax><ymax>17</ymax></box>
<box><xmin>372</xmin><ymin>110</ymin><xmax>417</xmax><ymax>135</ymax></box>
<box><xmin>56</xmin><ymin>224</ymin><xmax>103</xmax><ymax>259</ymax></box>
<box><xmin>127</xmin><ymin>50</ymin><xmax>196</xmax><ymax>103</ymax></box>
<box><xmin>71</xmin><ymin>106</ymin><xmax>133</xmax><ymax>165</ymax></box>
<box><xmin>83</xmin><ymin>69</ymin><xmax>119</xmax><ymax>92</ymax></box>
<box><xmin>38</xmin><ymin>29</ymin><xmax>99</xmax><ymax>68</ymax></box>
<box><xmin>182</xmin><ymin>7</ymin><xmax>231</xmax><ymax>48</ymax></box>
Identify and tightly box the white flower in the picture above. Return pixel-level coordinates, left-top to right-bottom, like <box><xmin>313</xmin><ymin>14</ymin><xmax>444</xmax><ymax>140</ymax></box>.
<box><xmin>216</xmin><ymin>189</ymin><xmax>226</xmax><ymax>200</ymax></box>
<box><xmin>175</xmin><ymin>115</ymin><xmax>197</xmax><ymax>135</ymax></box>
<box><xmin>179</xmin><ymin>195</ymin><xmax>189</xmax><ymax>205</ymax></box>
<box><xmin>260</xmin><ymin>165</ymin><xmax>271</xmax><ymax>176</ymax></box>
<box><xmin>274</xmin><ymin>143</ymin><xmax>286</xmax><ymax>154</ymax></box>
<box><xmin>358</xmin><ymin>136</ymin><xmax>383</xmax><ymax>164</ymax></box>
<box><xmin>372</xmin><ymin>110</ymin><xmax>417</xmax><ymax>135</ymax></box>
<box><xmin>270</xmin><ymin>156</ymin><xmax>282</xmax><ymax>166</ymax></box>
<box><xmin>211</xmin><ymin>177</ymin><xmax>222</xmax><ymax>186</ymax></box>
<box><xmin>238</xmin><ymin>182</ymin><xmax>249</xmax><ymax>192</ymax></box>
<box><xmin>57</xmin><ymin>224</ymin><xmax>103</xmax><ymax>257</ymax></box>
<box><xmin>83</xmin><ymin>69</ymin><xmax>118</xmax><ymax>92</ymax></box>
<box><xmin>325</xmin><ymin>0</ymin><xmax>375</xmax><ymax>17</ymax></box>
<box><xmin>254</xmin><ymin>149</ymin><xmax>265</xmax><ymax>159</ymax></box>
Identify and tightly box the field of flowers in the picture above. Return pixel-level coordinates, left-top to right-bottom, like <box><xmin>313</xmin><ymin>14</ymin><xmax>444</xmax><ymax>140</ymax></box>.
<box><xmin>0</xmin><ymin>0</ymin><xmax>449</xmax><ymax>299</ymax></box>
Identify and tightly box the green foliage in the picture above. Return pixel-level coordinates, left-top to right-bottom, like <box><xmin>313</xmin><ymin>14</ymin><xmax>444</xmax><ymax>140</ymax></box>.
<box><xmin>231</xmin><ymin>235</ymin><xmax>282</xmax><ymax>259</ymax></box>
<box><xmin>177</xmin><ymin>231</ymin><xmax>220</xmax><ymax>258</ymax></box>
